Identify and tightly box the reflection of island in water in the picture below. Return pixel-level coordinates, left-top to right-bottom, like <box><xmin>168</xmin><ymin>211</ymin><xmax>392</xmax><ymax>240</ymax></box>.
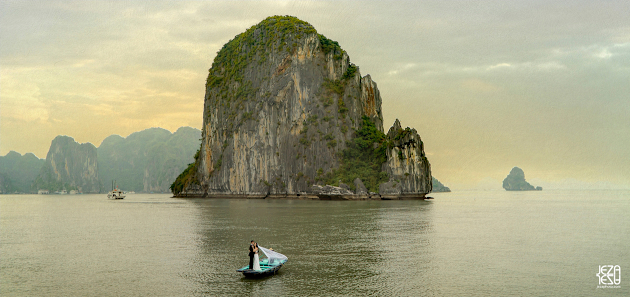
<box><xmin>185</xmin><ymin>199</ymin><xmax>434</xmax><ymax>295</ymax></box>
<box><xmin>502</xmin><ymin>167</ymin><xmax>542</xmax><ymax>191</ymax></box>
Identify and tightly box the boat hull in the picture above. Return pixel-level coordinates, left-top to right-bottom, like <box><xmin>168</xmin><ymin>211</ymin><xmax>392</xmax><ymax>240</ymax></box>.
<box><xmin>236</xmin><ymin>259</ymin><xmax>287</xmax><ymax>278</ymax></box>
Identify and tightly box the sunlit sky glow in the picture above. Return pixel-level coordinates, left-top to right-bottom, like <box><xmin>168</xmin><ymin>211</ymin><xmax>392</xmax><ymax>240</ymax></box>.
<box><xmin>1</xmin><ymin>0</ymin><xmax>629</xmax><ymax>189</ymax></box>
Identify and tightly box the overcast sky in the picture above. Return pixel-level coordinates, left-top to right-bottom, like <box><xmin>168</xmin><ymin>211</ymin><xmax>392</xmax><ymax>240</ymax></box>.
<box><xmin>1</xmin><ymin>0</ymin><xmax>629</xmax><ymax>189</ymax></box>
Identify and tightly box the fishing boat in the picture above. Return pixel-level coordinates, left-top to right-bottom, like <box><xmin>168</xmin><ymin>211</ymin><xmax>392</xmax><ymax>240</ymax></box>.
<box><xmin>236</xmin><ymin>246</ymin><xmax>288</xmax><ymax>278</ymax></box>
<box><xmin>107</xmin><ymin>180</ymin><xmax>125</xmax><ymax>200</ymax></box>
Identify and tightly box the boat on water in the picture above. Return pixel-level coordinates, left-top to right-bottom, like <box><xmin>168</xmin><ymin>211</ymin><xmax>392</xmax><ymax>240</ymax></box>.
<box><xmin>107</xmin><ymin>180</ymin><xmax>125</xmax><ymax>199</ymax></box>
<box><xmin>108</xmin><ymin>189</ymin><xmax>125</xmax><ymax>199</ymax></box>
<box><xmin>236</xmin><ymin>246</ymin><xmax>288</xmax><ymax>278</ymax></box>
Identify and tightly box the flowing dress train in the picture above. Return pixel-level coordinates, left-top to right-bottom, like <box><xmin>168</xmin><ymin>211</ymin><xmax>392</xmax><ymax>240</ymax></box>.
<box><xmin>253</xmin><ymin>253</ymin><xmax>261</xmax><ymax>271</ymax></box>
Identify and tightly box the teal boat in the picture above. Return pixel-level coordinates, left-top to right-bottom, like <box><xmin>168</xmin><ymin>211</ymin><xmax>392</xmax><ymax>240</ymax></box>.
<box><xmin>236</xmin><ymin>246</ymin><xmax>288</xmax><ymax>278</ymax></box>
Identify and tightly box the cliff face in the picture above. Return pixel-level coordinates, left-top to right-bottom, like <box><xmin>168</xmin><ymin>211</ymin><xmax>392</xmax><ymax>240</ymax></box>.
<box><xmin>380</xmin><ymin>119</ymin><xmax>432</xmax><ymax>197</ymax></box>
<box><xmin>174</xmin><ymin>16</ymin><xmax>431</xmax><ymax>198</ymax></box>
<box><xmin>33</xmin><ymin>136</ymin><xmax>100</xmax><ymax>193</ymax></box>
<box><xmin>98</xmin><ymin>127</ymin><xmax>201</xmax><ymax>192</ymax></box>
<box><xmin>502</xmin><ymin>167</ymin><xmax>541</xmax><ymax>191</ymax></box>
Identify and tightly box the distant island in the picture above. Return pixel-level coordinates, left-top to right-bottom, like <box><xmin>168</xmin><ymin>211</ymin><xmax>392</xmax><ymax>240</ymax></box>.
<box><xmin>0</xmin><ymin>127</ymin><xmax>200</xmax><ymax>194</ymax></box>
<box><xmin>0</xmin><ymin>151</ymin><xmax>44</xmax><ymax>194</ymax></box>
<box><xmin>171</xmin><ymin>16</ymin><xmax>434</xmax><ymax>200</ymax></box>
<box><xmin>432</xmin><ymin>177</ymin><xmax>451</xmax><ymax>192</ymax></box>
<box><xmin>502</xmin><ymin>167</ymin><xmax>542</xmax><ymax>191</ymax></box>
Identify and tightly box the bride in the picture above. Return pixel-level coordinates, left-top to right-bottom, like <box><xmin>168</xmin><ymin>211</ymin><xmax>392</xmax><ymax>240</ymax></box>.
<box><xmin>253</xmin><ymin>242</ymin><xmax>262</xmax><ymax>271</ymax></box>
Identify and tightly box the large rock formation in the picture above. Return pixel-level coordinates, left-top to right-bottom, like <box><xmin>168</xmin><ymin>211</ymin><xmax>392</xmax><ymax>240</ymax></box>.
<box><xmin>502</xmin><ymin>167</ymin><xmax>541</xmax><ymax>191</ymax></box>
<box><xmin>380</xmin><ymin>119</ymin><xmax>432</xmax><ymax>198</ymax></box>
<box><xmin>0</xmin><ymin>151</ymin><xmax>44</xmax><ymax>193</ymax></box>
<box><xmin>32</xmin><ymin>136</ymin><xmax>100</xmax><ymax>193</ymax></box>
<box><xmin>98</xmin><ymin>127</ymin><xmax>201</xmax><ymax>193</ymax></box>
<box><xmin>172</xmin><ymin>16</ymin><xmax>432</xmax><ymax>199</ymax></box>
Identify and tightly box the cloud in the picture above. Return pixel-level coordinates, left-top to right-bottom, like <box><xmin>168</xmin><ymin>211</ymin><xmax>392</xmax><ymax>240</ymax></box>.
<box><xmin>386</xmin><ymin>63</ymin><xmax>417</xmax><ymax>76</ymax></box>
<box><xmin>0</xmin><ymin>72</ymin><xmax>49</xmax><ymax>122</ymax></box>
<box><xmin>487</xmin><ymin>63</ymin><xmax>512</xmax><ymax>70</ymax></box>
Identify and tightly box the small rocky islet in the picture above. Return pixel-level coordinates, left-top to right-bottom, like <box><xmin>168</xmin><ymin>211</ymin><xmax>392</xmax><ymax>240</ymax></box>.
<box><xmin>502</xmin><ymin>167</ymin><xmax>542</xmax><ymax>191</ymax></box>
<box><xmin>171</xmin><ymin>16</ymin><xmax>434</xmax><ymax>199</ymax></box>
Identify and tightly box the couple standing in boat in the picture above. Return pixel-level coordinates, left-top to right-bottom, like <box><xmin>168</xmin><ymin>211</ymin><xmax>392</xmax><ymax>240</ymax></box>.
<box><xmin>248</xmin><ymin>240</ymin><xmax>261</xmax><ymax>271</ymax></box>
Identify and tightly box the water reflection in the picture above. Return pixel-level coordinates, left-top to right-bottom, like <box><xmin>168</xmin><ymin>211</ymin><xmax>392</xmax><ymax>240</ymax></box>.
<box><xmin>184</xmin><ymin>199</ymin><xmax>434</xmax><ymax>296</ymax></box>
<box><xmin>5</xmin><ymin>192</ymin><xmax>628</xmax><ymax>296</ymax></box>
<box><xmin>373</xmin><ymin>202</ymin><xmax>436</xmax><ymax>295</ymax></box>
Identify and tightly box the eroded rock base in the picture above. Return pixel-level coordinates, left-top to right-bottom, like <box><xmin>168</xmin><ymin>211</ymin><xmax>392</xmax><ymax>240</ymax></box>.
<box><xmin>173</xmin><ymin>193</ymin><xmax>428</xmax><ymax>200</ymax></box>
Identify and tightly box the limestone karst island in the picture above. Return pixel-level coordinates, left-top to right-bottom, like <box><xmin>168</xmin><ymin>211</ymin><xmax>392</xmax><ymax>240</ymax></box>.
<box><xmin>502</xmin><ymin>167</ymin><xmax>542</xmax><ymax>191</ymax></box>
<box><xmin>171</xmin><ymin>16</ymin><xmax>433</xmax><ymax>199</ymax></box>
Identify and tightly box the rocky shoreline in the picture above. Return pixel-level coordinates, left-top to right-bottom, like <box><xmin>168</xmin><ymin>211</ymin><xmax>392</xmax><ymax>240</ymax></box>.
<box><xmin>173</xmin><ymin>193</ymin><xmax>429</xmax><ymax>200</ymax></box>
<box><xmin>173</xmin><ymin>183</ymin><xmax>428</xmax><ymax>200</ymax></box>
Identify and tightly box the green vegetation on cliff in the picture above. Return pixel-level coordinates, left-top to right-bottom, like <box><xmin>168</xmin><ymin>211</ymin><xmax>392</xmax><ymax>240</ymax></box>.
<box><xmin>206</xmin><ymin>15</ymin><xmax>316</xmax><ymax>95</ymax></box>
<box><xmin>204</xmin><ymin>16</ymin><xmax>328</xmax><ymax>160</ymax></box>
<box><xmin>205</xmin><ymin>15</ymin><xmax>347</xmax><ymax>115</ymax></box>
<box><xmin>322</xmin><ymin>116</ymin><xmax>388</xmax><ymax>192</ymax></box>
<box><xmin>170</xmin><ymin>149</ymin><xmax>200</xmax><ymax>195</ymax></box>
<box><xmin>318</xmin><ymin>34</ymin><xmax>346</xmax><ymax>59</ymax></box>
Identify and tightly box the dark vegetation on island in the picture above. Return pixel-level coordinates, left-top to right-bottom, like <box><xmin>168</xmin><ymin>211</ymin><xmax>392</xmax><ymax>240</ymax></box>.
<box><xmin>320</xmin><ymin>116</ymin><xmax>388</xmax><ymax>193</ymax></box>
<box><xmin>170</xmin><ymin>149</ymin><xmax>201</xmax><ymax>195</ymax></box>
<box><xmin>431</xmin><ymin>177</ymin><xmax>451</xmax><ymax>192</ymax></box>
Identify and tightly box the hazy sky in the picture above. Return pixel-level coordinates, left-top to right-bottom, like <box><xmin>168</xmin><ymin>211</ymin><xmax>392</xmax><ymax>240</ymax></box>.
<box><xmin>1</xmin><ymin>1</ymin><xmax>629</xmax><ymax>189</ymax></box>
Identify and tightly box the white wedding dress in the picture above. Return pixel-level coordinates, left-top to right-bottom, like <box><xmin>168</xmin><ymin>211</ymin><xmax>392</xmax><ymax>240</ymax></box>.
<box><xmin>253</xmin><ymin>252</ymin><xmax>262</xmax><ymax>271</ymax></box>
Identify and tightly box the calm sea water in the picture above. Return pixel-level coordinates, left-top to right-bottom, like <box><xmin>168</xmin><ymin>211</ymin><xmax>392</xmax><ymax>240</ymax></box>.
<box><xmin>1</xmin><ymin>190</ymin><xmax>628</xmax><ymax>296</ymax></box>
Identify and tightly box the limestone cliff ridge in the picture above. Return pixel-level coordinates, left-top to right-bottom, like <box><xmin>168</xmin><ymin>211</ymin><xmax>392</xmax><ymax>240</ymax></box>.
<box><xmin>33</xmin><ymin>136</ymin><xmax>100</xmax><ymax>193</ymax></box>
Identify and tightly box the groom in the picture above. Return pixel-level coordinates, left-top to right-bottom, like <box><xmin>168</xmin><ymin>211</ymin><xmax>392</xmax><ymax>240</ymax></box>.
<box><xmin>248</xmin><ymin>240</ymin><xmax>255</xmax><ymax>270</ymax></box>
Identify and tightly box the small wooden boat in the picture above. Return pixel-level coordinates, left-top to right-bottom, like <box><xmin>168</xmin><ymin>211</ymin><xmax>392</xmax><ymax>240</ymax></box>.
<box><xmin>236</xmin><ymin>258</ymin><xmax>287</xmax><ymax>278</ymax></box>
<box><xmin>236</xmin><ymin>246</ymin><xmax>288</xmax><ymax>278</ymax></box>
